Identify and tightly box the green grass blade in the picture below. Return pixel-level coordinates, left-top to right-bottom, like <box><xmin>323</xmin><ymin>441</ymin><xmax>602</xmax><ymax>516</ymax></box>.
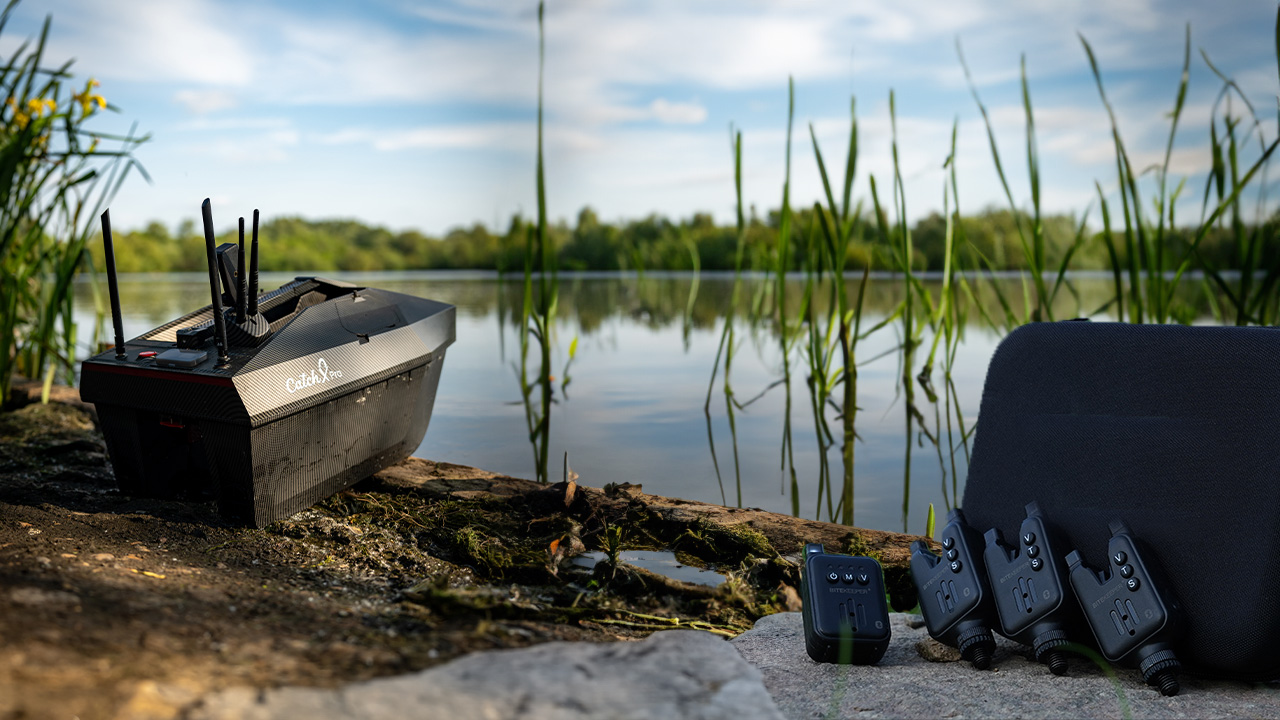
<box><xmin>958</xmin><ymin>40</ymin><xmax>1047</xmax><ymax>321</ymax></box>
<box><xmin>1169</xmin><ymin>135</ymin><xmax>1280</xmax><ymax>302</ymax></box>
<box><xmin>841</xmin><ymin>97</ymin><xmax>858</xmax><ymax>222</ymax></box>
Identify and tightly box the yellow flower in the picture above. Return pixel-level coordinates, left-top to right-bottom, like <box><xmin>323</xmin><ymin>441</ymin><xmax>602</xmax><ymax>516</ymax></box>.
<box><xmin>73</xmin><ymin>78</ymin><xmax>106</xmax><ymax>116</ymax></box>
<box><xmin>8</xmin><ymin>96</ymin><xmax>28</xmax><ymax>131</ymax></box>
<box><xmin>3</xmin><ymin>96</ymin><xmax>25</xmax><ymax>130</ymax></box>
<box><xmin>25</xmin><ymin>97</ymin><xmax>55</xmax><ymax>117</ymax></box>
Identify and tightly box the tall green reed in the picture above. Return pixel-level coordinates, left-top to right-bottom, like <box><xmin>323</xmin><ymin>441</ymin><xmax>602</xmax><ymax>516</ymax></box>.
<box><xmin>863</xmin><ymin>91</ymin><xmax>933</xmax><ymax>532</ymax></box>
<box><xmin>516</xmin><ymin>0</ymin><xmax>560</xmax><ymax>483</ymax></box>
<box><xmin>957</xmin><ymin>45</ymin><xmax>1090</xmax><ymax>330</ymax></box>
<box><xmin>775</xmin><ymin>78</ymin><xmax>806</xmax><ymax>515</ymax></box>
<box><xmin>719</xmin><ymin>11</ymin><xmax>1280</xmax><ymax>531</ymax></box>
<box><xmin>1187</xmin><ymin>41</ymin><xmax>1280</xmax><ymax>324</ymax></box>
<box><xmin>806</xmin><ymin>98</ymin><xmax>877</xmax><ymax>526</ymax></box>
<box><xmin>1079</xmin><ymin>23</ymin><xmax>1279</xmax><ymax>325</ymax></box>
<box><xmin>0</xmin><ymin>0</ymin><xmax>148</xmax><ymax>405</ymax></box>
<box><xmin>703</xmin><ymin>128</ymin><xmax>748</xmax><ymax>506</ymax></box>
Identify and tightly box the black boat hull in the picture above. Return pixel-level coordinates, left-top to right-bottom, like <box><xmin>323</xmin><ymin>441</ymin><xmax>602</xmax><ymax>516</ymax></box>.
<box><xmin>93</xmin><ymin>357</ymin><xmax>443</xmax><ymax>526</ymax></box>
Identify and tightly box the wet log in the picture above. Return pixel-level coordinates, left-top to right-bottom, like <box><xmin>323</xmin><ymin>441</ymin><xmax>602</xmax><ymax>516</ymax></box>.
<box><xmin>374</xmin><ymin>457</ymin><xmax>936</xmax><ymax>610</ymax></box>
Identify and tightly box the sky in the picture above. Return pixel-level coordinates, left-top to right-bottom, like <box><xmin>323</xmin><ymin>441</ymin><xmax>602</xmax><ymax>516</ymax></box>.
<box><xmin>7</xmin><ymin>0</ymin><xmax>1279</xmax><ymax>237</ymax></box>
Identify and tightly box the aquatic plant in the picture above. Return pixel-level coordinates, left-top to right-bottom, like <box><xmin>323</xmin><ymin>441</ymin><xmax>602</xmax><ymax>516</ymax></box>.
<box><xmin>516</xmin><ymin>0</ymin><xmax>562</xmax><ymax>483</ymax></box>
<box><xmin>715</xmin><ymin>9</ymin><xmax>1280</xmax><ymax>531</ymax></box>
<box><xmin>704</xmin><ymin>129</ymin><xmax>749</xmax><ymax>507</ymax></box>
<box><xmin>805</xmin><ymin>96</ymin><xmax>878</xmax><ymax>527</ymax></box>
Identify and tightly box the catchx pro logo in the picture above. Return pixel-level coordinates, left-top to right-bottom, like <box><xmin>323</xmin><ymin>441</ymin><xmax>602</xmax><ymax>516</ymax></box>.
<box><xmin>285</xmin><ymin>357</ymin><xmax>344</xmax><ymax>393</ymax></box>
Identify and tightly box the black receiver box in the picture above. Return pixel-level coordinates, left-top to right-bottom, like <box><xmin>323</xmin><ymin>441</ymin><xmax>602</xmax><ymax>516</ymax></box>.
<box><xmin>800</xmin><ymin>544</ymin><xmax>891</xmax><ymax>664</ymax></box>
<box><xmin>961</xmin><ymin>321</ymin><xmax>1280</xmax><ymax>680</ymax></box>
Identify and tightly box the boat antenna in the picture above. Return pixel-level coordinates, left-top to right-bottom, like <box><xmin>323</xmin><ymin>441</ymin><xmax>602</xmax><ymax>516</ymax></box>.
<box><xmin>235</xmin><ymin>216</ymin><xmax>248</xmax><ymax>323</ymax></box>
<box><xmin>99</xmin><ymin>209</ymin><xmax>127</xmax><ymax>360</ymax></box>
<box><xmin>201</xmin><ymin>198</ymin><xmax>231</xmax><ymax>365</ymax></box>
<box><xmin>247</xmin><ymin>209</ymin><xmax>260</xmax><ymax>315</ymax></box>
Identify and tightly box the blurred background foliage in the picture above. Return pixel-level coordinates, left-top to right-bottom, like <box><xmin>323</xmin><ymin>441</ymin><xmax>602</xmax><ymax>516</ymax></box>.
<box><xmin>84</xmin><ymin>204</ymin><xmax>1275</xmax><ymax>275</ymax></box>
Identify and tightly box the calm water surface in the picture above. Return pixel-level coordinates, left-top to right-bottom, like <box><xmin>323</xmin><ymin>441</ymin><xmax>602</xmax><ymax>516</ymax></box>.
<box><xmin>73</xmin><ymin>271</ymin><xmax>1119</xmax><ymax>535</ymax></box>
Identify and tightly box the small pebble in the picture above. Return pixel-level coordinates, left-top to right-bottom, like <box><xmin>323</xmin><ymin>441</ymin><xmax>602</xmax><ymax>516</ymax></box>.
<box><xmin>915</xmin><ymin>637</ymin><xmax>961</xmax><ymax>663</ymax></box>
<box><xmin>92</xmin><ymin>553</ymin><xmax>114</xmax><ymax>562</ymax></box>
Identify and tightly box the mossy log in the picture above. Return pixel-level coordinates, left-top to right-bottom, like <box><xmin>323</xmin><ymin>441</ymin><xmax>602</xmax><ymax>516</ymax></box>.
<box><xmin>374</xmin><ymin>458</ymin><xmax>935</xmax><ymax>610</ymax></box>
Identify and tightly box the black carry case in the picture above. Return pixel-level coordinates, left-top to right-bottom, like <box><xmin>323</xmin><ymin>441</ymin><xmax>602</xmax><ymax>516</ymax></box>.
<box><xmin>961</xmin><ymin>320</ymin><xmax>1280</xmax><ymax>681</ymax></box>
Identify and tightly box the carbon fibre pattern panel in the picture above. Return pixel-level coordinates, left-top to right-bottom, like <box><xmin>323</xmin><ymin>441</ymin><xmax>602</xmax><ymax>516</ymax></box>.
<box><xmin>97</xmin><ymin>405</ymin><xmax>217</xmax><ymax>499</ymax></box>
<box><xmin>141</xmin><ymin>278</ymin><xmax>320</xmax><ymax>343</ymax></box>
<box><xmin>235</xmin><ymin>311</ymin><xmax>453</xmax><ymax>427</ymax></box>
<box><xmin>235</xmin><ymin>360</ymin><xmax>441</xmax><ymax>525</ymax></box>
<box><xmin>81</xmin><ymin>366</ymin><xmax>247</xmax><ymax>424</ymax></box>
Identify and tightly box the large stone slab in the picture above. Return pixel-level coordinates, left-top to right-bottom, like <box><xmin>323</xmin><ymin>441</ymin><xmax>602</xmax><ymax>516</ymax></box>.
<box><xmin>193</xmin><ymin>629</ymin><xmax>784</xmax><ymax>720</ymax></box>
<box><xmin>731</xmin><ymin>612</ymin><xmax>1280</xmax><ymax>719</ymax></box>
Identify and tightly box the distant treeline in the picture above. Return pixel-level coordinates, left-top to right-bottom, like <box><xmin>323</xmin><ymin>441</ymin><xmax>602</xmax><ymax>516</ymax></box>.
<box><xmin>86</xmin><ymin>207</ymin><xmax>1273</xmax><ymax>274</ymax></box>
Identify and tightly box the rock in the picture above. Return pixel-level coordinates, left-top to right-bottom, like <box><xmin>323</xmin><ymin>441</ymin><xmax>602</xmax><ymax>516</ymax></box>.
<box><xmin>914</xmin><ymin>637</ymin><xmax>960</xmax><ymax>663</ymax></box>
<box><xmin>732</xmin><ymin>612</ymin><xmax>1280</xmax><ymax>719</ymax></box>
<box><xmin>192</xmin><ymin>630</ymin><xmax>783</xmax><ymax>720</ymax></box>
<box><xmin>114</xmin><ymin>679</ymin><xmax>203</xmax><ymax>720</ymax></box>
<box><xmin>9</xmin><ymin>587</ymin><xmax>79</xmax><ymax>606</ymax></box>
<box><xmin>92</xmin><ymin>553</ymin><xmax>115</xmax><ymax>562</ymax></box>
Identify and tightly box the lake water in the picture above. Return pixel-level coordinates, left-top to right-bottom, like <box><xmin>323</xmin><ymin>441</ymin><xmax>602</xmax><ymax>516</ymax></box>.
<box><xmin>72</xmin><ymin>271</ymin><xmax>1122</xmax><ymax>535</ymax></box>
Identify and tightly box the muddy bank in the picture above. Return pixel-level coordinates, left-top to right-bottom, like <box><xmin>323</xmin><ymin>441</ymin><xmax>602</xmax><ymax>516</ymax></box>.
<box><xmin>0</xmin><ymin>383</ymin><xmax>930</xmax><ymax>719</ymax></box>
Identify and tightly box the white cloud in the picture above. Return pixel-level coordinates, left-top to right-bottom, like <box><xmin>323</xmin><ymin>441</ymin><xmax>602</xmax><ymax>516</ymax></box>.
<box><xmin>174</xmin><ymin>116</ymin><xmax>293</xmax><ymax>133</ymax></box>
<box><xmin>174</xmin><ymin>89</ymin><xmax>239</xmax><ymax>115</ymax></box>
<box><xmin>30</xmin><ymin>0</ymin><xmax>254</xmax><ymax>86</ymax></box>
<box><xmin>188</xmin><ymin>129</ymin><xmax>300</xmax><ymax>165</ymax></box>
<box><xmin>648</xmin><ymin>99</ymin><xmax>707</xmax><ymax>125</ymax></box>
<box><xmin>313</xmin><ymin>121</ymin><xmax>601</xmax><ymax>154</ymax></box>
<box><xmin>586</xmin><ymin>99</ymin><xmax>709</xmax><ymax>126</ymax></box>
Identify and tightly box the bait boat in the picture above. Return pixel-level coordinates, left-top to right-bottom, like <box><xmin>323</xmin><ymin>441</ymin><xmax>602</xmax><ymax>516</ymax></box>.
<box><xmin>79</xmin><ymin>199</ymin><xmax>455</xmax><ymax>526</ymax></box>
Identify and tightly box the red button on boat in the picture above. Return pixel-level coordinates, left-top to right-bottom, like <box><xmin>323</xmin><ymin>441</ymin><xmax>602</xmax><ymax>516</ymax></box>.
<box><xmin>137</xmin><ymin>351</ymin><xmax>156</xmax><ymax>358</ymax></box>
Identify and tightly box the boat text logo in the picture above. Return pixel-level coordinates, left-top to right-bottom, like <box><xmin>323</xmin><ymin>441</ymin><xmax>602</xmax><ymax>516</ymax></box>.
<box><xmin>285</xmin><ymin>357</ymin><xmax>343</xmax><ymax>394</ymax></box>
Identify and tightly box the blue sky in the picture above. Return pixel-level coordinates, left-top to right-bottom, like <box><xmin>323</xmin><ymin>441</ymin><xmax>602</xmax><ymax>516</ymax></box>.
<box><xmin>8</xmin><ymin>0</ymin><xmax>1278</xmax><ymax>236</ymax></box>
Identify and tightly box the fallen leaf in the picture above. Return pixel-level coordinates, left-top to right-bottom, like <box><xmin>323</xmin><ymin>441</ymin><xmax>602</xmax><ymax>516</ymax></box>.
<box><xmin>17</xmin><ymin>522</ymin><xmax>31</xmax><ymax>528</ymax></box>
<box><xmin>60</xmin><ymin>553</ymin><xmax>76</xmax><ymax>559</ymax></box>
<box><xmin>131</xmin><ymin>569</ymin><xmax>166</xmax><ymax>580</ymax></box>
